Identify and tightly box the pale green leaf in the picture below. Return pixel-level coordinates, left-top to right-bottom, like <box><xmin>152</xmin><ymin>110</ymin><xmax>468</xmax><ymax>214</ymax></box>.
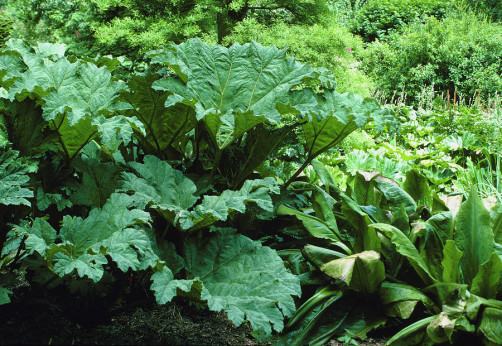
<box><xmin>320</xmin><ymin>251</ymin><xmax>385</xmax><ymax>295</ymax></box>
<box><xmin>455</xmin><ymin>187</ymin><xmax>494</xmax><ymax>285</ymax></box>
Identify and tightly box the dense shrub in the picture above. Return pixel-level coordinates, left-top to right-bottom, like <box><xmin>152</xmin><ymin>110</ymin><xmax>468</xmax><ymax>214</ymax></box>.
<box><xmin>458</xmin><ymin>0</ymin><xmax>502</xmax><ymax>22</ymax></box>
<box><xmin>359</xmin><ymin>13</ymin><xmax>502</xmax><ymax>105</ymax></box>
<box><xmin>351</xmin><ymin>0</ymin><xmax>453</xmax><ymax>42</ymax></box>
<box><xmin>0</xmin><ymin>8</ymin><xmax>13</xmax><ymax>45</ymax></box>
<box><xmin>224</xmin><ymin>18</ymin><xmax>375</xmax><ymax>97</ymax></box>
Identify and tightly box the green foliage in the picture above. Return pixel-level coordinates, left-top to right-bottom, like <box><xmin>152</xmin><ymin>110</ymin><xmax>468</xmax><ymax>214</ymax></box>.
<box><xmin>351</xmin><ymin>0</ymin><xmax>453</xmax><ymax>42</ymax></box>
<box><xmin>225</xmin><ymin>17</ymin><xmax>375</xmax><ymax>97</ymax></box>
<box><xmin>151</xmin><ymin>228</ymin><xmax>301</xmax><ymax>334</ymax></box>
<box><xmin>0</xmin><ymin>39</ymin><xmax>394</xmax><ymax>338</ymax></box>
<box><xmin>360</xmin><ymin>13</ymin><xmax>502</xmax><ymax>105</ymax></box>
<box><xmin>0</xmin><ymin>148</ymin><xmax>33</xmax><ymax>207</ymax></box>
<box><xmin>5</xmin><ymin>0</ymin><xmax>330</xmax><ymax>62</ymax></box>
<box><xmin>0</xmin><ymin>8</ymin><xmax>13</xmax><ymax>46</ymax></box>
<box><xmin>457</xmin><ymin>0</ymin><xmax>502</xmax><ymax>22</ymax></box>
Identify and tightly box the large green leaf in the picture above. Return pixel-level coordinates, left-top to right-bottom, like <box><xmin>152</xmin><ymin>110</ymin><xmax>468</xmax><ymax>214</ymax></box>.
<box><xmin>478</xmin><ymin>307</ymin><xmax>502</xmax><ymax>344</ymax></box>
<box><xmin>121</xmin><ymin>155</ymin><xmax>279</xmax><ymax>230</ymax></box>
<box><xmin>380</xmin><ymin>282</ymin><xmax>435</xmax><ymax>319</ymax></box>
<box><xmin>301</xmin><ymin>91</ymin><xmax>386</xmax><ymax>158</ymax></box>
<box><xmin>121</xmin><ymin>73</ymin><xmax>197</xmax><ymax>158</ymax></box>
<box><xmin>441</xmin><ymin>240</ymin><xmax>463</xmax><ymax>283</ymax></box>
<box><xmin>403</xmin><ymin>169</ymin><xmax>432</xmax><ymax>208</ymax></box>
<box><xmin>0</xmin><ymin>39</ymin><xmax>139</xmax><ymax>158</ymax></box>
<box><xmin>471</xmin><ymin>253</ymin><xmax>502</xmax><ymax>299</ymax></box>
<box><xmin>319</xmin><ymin>250</ymin><xmax>385</xmax><ymax>295</ymax></box>
<box><xmin>150</xmin><ymin>39</ymin><xmax>316</xmax><ymax>149</ymax></box>
<box><xmin>370</xmin><ymin>223</ymin><xmax>435</xmax><ymax>285</ymax></box>
<box><xmin>17</xmin><ymin>193</ymin><xmax>156</xmax><ymax>283</ymax></box>
<box><xmin>0</xmin><ymin>148</ymin><xmax>34</xmax><ymax>206</ymax></box>
<box><xmin>277</xmin><ymin>205</ymin><xmax>341</xmax><ymax>242</ymax></box>
<box><xmin>375</xmin><ymin>177</ymin><xmax>417</xmax><ymax>215</ymax></box>
<box><xmin>455</xmin><ymin>188</ymin><xmax>494</xmax><ymax>286</ymax></box>
<box><xmin>151</xmin><ymin>229</ymin><xmax>301</xmax><ymax>334</ymax></box>
<box><xmin>120</xmin><ymin>155</ymin><xmax>198</xmax><ymax>223</ymax></box>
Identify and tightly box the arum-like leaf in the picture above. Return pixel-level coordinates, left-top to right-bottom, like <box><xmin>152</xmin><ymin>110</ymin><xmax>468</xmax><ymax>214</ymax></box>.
<box><xmin>375</xmin><ymin>177</ymin><xmax>417</xmax><ymax>215</ymax></box>
<box><xmin>277</xmin><ymin>205</ymin><xmax>340</xmax><ymax>242</ymax></box>
<box><xmin>471</xmin><ymin>253</ymin><xmax>502</xmax><ymax>299</ymax></box>
<box><xmin>370</xmin><ymin>223</ymin><xmax>435</xmax><ymax>285</ymax></box>
<box><xmin>387</xmin><ymin>315</ymin><xmax>436</xmax><ymax>345</ymax></box>
<box><xmin>455</xmin><ymin>187</ymin><xmax>494</xmax><ymax>286</ymax></box>
<box><xmin>403</xmin><ymin>169</ymin><xmax>432</xmax><ymax>208</ymax></box>
<box><xmin>426</xmin><ymin>312</ymin><xmax>455</xmax><ymax>344</ymax></box>
<box><xmin>319</xmin><ymin>250</ymin><xmax>385</xmax><ymax>295</ymax></box>
<box><xmin>380</xmin><ymin>282</ymin><xmax>435</xmax><ymax>319</ymax></box>
<box><xmin>441</xmin><ymin>240</ymin><xmax>463</xmax><ymax>283</ymax></box>
<box><xmin>478</xmin><ymin>307</ymin><xmax>502</xmax><ymax>344</ymax></box>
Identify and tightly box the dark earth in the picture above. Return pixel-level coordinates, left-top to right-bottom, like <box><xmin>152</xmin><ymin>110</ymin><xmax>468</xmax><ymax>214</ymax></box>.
<box><xmin>0</xmin><ymin>276</ymin><xmax>389</xmax><ymax>345</ymax></box>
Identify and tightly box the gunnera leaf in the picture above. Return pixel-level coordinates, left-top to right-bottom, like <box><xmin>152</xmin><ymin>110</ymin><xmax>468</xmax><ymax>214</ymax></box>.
<box><xmin>149</xmin><ymin>39</ymin><xmax>317</xmax><ymax>150</ymax></box>
<box><xmin>120</xmin><ymin>155</ymin><xmax>280</xmax><ymax>230</ymax></box>
<box><xmin>0</xmin><ymin>148</ymin><xmax>34</xmax><ymax>206</ymax></box>
<box><xmin>16</xmin><ymin>193</ymin><xmax>157</xmax><ymax>283</ymax></box>
<box><xmin>151</xmin><ymin>229</ymin><xmax>301</xmax><ymax>334</ymax></box>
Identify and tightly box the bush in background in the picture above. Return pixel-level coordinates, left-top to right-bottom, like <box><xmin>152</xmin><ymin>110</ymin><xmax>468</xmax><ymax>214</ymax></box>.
<box><xmin>351</xmin><ymin>0</ymin><xmax>453</xmax><ymax>42</ymax></box>
<box><xmin>0</xmin><ymin>8</ymin><xmax>12</xmax><ymax>46</ymax></box>
<box><xmin>359</xmin><ymin>12</ymin><xmax>502</xmax><ymax>105</ymax></box>
<box><xmin>457</xmin><ymin>0</ymin><xmax>502</xmax><ymax>22</ymax></box>
<box><xmin>224</xmin><ymin>17</ymin><xmax>375</xmax><ymax>97</ymax></box>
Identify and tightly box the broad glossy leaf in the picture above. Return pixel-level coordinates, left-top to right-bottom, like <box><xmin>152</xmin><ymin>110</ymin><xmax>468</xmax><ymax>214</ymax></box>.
<box><xmin>441</xmin><ymin>240</ymin><xmax>463</xmax><ymax>283</ymax></box>
<box><xmin>302</xmin><ymin>245</ymin><xmax>349</xmax><ymax>269</ymax></box>
<box><xmin>478</xmin><ymin>307</ymin><xmax>502</xmax><ymax>344</ymax></box>
<box><xmin>319</xmin><ymin>251</ymin><xmax>385</xmax><ymax>295</ymax></box>
<box><xmin>387</xmin><ymin>315</ymin><xmax>436</xmax><ymax>346</ymax></box>
<box><xmin>403</xmin><ymin>170</ymin><xmax>432</xmax><ymax>208</ymax></box>
<box><xmin>426</xmin><ymin>312</ymin><xmax>455</xmax><ymax>344</ymax></box>
<box><xmin>380</xmin><ymin>282</ymin><xmax>435</xmax><ymax>319</ymax></box>
<box><xmin>471</xmin><ymin>253</ymin><xmax>502</xmax><ymax>299</ymax></box>
<box><xmin>370</xmin><ymin>223</ymin><xmax>435</xmax><ymax>285</ymax></box>
<box><xmin>277</xmin><ymin>205</ymin><xmax>340</xmax><ymax>242</ymax></box>
<box><xmin>375</xmin><ymin>177</ymin><xmax>417</xmax><ymax>215</ymax></box>
<box><xmin>455</xmin><ymin>188</ymin><xmax>494</xmax><ymax>286</ymax></box>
